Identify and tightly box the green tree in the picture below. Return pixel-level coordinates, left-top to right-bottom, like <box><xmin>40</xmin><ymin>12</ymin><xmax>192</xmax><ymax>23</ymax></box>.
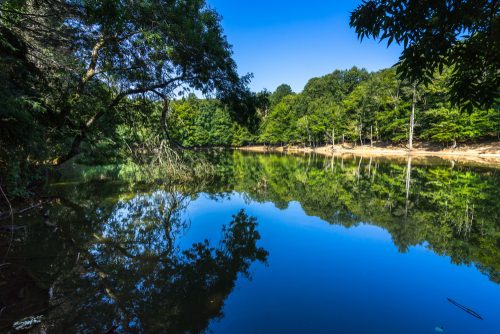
<box><xmin>270</xmin><ymin>84</ymin><xmax>294</xmax><ymax>107</ymax></box>
<box><xmin>0</xmin><ymin>26</ymin><xmax>46</xmax><ymax>195</ymax></box>
<box><xmin>1</xmin><ymin>0</ymin><xmax>248</xmax><ymax>163</ymax></box>
<box><xmin>260</xmin><ymin>95</ymin><xmax>299</xmax><ymax>145</ymax></box>
<box><xmin>350</xmin><ymin>0</ymin><xmax>500</xmax><ymax>109</ymax></box>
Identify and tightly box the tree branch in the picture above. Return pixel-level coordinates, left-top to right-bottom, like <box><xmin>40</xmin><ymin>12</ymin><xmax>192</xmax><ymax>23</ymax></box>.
<box><xmin>56</xmin><ymin>76</ymin><xmax>190</xmax><ymax>165</ymax></box>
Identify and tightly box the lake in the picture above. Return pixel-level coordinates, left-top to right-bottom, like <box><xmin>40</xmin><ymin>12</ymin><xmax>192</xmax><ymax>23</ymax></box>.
<box><xmin>1</xmin><ymin>151</ymin><xmax>499</xmax><ymax>333</ymax></box>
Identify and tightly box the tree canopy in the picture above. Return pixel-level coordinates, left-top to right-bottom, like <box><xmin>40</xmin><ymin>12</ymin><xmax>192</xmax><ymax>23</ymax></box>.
<box><xmin>0</xmin><ymin>0</ymin><xmax>249</xmax><ymax>194</ymax></box>
<box><xmin>0</xmin><ymin>0</ymin><xmax>248</xmax><ymax>157</ymax></box>
<box><xmin>350</xmin><ymin>0</ymin><xmax>500</xmax><ymax>109</ymax></box>
<box><xmin>270</xmin><ymin>84</ymin><xmax>294</xmax><ymax>107</ymax></box>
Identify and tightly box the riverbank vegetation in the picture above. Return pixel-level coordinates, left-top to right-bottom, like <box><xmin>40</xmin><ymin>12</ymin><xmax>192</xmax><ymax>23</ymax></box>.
<box><xmin>164</xmin><ymin>66</ymin><xmax>498</xmax><ymax>149</ymax></box>
<box><xmin>1</xmin><ymin>1</ymin><xmax>499</xmax><ymax>200</ymax></box>
<box><xmin>0</xmin><ymin>0</ymin><xmax>253</xmax><ymax>197</ymax></box>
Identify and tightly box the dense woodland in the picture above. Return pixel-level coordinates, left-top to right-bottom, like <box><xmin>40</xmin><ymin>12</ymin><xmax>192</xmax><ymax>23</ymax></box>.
<box><xmin>165</xmin><ymin>66</ymin><xmax>499</xmax><ymax>148</ymax></box>
<box><xmin>0</xmin><ymin>0</ymin><xmax>250</xmax><ymax>197</ymax></box>
<box><xmin>1</xmin><ymin>0</ymin><xmax>499</xmax><ymax>198</ymax></box>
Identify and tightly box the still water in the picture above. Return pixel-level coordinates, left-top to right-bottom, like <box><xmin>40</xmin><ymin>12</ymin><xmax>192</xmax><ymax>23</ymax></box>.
<box><xmin>1</xmin><ymin>152</ymin><xmax>499</xmax><ymax>333</ymax></box>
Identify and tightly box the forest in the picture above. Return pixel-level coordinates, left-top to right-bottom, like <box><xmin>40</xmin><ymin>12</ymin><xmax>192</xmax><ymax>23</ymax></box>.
<box><xmin>166</xmin><ymin>66</ymin><xmax>499</xmax><ymax>148</ymax></box>
<box><xmin>1</xmin><ymin>1</ymin><xmax>499</xmax><ymax>332</ymax></box>
<box><xmin>1</xmin><ymin>0</ymin><xmax>499</xmax><ymax>199</ymax></box>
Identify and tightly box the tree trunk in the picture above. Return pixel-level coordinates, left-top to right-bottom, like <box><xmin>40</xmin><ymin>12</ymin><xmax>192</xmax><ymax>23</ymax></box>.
<box><xmin>160</xmin><ymin>98</ymin><xmax>169</xmax><ymax>136</ymax></box>
<box><xmin>58</xmin><ymin>36</ymin><xmax>105</xmax><ymax>125</ymax></box>
<box><xmin>370</xmin><ymin>126</ymin><xmax>373</xmax><ymax>147</ymax></box>
<box><xmin>332</xmin><ymin>127</ymin><xmax>335</xmax><ymax>150</ymax></box>
<box><xmin>405</xmin><ymin>157</ymin><xmax>412</xmax><ymax>217</ymax></box>
<box><xmin>409</xmin><ymin>83</ymin><xmax>417</xmax><ymax>151</ymax></box>
<box><xmin>359</xmin><ymin>121</ymin><xmax>363</xmax><ymax>146</ymax></box>
<box><xmin>357</xmin><ymin>156</ymin><xmax>363</xmax><ymax>181</ymax></box>
<box><xmin>56</xmin><ymin>109</ymin><xmax>106</xmax><ymax>165</ymax></box>
<box><xmin>56</xmin><ymin>77</ymin><xmax>187</xmax><ymax>165</ymax></box>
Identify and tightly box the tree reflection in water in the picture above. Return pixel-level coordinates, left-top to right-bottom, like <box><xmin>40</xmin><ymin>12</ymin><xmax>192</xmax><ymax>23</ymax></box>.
<box><xmin>227</xmin><ymin>152</ymin><xmax>499</xmax><ymax>282</ymax></box>
<box><xmin>2</xmin><ymin>152</ymin><xmax>499</xmax><ymax>332</ymax></box>
<box><xmin>1</xmin><ymin>187</ymin><xmax>268</xmax><ymax>333</ymax></box>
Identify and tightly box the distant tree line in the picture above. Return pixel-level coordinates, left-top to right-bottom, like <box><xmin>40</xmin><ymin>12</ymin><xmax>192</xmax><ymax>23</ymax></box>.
<box><xmin>163</xmin><ymin>66</ymin><xmax>499</xmax><ymax>148</ymax></box>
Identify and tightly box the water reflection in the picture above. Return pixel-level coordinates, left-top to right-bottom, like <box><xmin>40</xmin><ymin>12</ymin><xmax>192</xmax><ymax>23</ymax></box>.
<box><xmin>226</xmin><ymin>152</ymin><xmax>499</xmax><ymax>282</ymax></box>
<box><xmin>1</xmin><ymin>185</ymin><xmax>268</xmax><ymax>333</ymax></box>
<box><xmin>1</xmin><ymin>151</ymin><xmax>499</xmax><ymax>332</ymax></box>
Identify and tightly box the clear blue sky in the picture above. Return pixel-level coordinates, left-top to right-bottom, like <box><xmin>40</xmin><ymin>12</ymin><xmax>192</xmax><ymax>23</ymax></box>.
<box><xmin>208</xmin><ymin>0</ymin><xmax>403</xmax><ymax>93</ymax></box>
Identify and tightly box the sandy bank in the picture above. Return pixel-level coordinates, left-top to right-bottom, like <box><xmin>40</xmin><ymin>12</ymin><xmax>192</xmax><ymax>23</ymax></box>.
<box><xmin>238</xmin><ymin>142</ymin><xmax>500</xmax><ymax>166</ymax></box>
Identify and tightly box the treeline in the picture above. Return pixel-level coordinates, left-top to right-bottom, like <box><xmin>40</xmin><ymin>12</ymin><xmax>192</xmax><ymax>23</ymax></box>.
<box><xmin>164</xmin><ymin>67</ymin><xmax>499</xmax><ymax>148</ymax></box>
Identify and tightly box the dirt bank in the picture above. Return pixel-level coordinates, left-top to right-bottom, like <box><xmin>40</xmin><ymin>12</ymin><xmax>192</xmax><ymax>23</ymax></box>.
<box><xmin>238</xmin><ymin>142</ymin><xmax>500</xmax><ymax>166</ymax></box>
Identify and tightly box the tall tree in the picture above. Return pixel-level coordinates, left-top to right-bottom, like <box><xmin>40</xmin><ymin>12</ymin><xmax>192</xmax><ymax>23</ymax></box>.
<box><xmin>270</xmin><ymin>84</ymin><xmax>294</xmax><ymax>107</ymax></box>
<box><xmin>409</xmin><ymin>83</ymin><xmax>417</xmax><ymax>150</ymax></box>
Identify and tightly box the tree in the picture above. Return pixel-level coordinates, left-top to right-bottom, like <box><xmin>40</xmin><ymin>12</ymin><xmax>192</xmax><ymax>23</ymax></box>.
<box><xmin>259</xmin><ymin>95</ymin><xmax>299</xmax><ymax>145</ymax></box>
<box><xmin>302</xmin><ymin>67</ymin><xmax>369</xmax><ymax>103</ymax></box>
<box><xmin>0</xmin><ymin>25</ymin><xmax>47</xmax><ymax>196</ymax></box>
<box><xmin>254</xmin><ymin>89</ymin><xmax>271</xmax><ymax>118</ymax></box>
<box><xmin>1</xmin><ymin>0</ymin><xmax>249</xmax><ymax>164</ymax></box>
<box><xmin>6</xmin><ymin>182</ymin><xmax>268</xmax><ymax>332</ymax></box>
<box><xmin>227</xmin><ymin>152</ymin><xmax>500</xmax><ymax>282</ymax></box>
<box><xmin>270</xmin><ymin>84</ymin><xmax>294</xmax><ymax>107</ymax></box>
<box><xmin>420</xmin><ymin>69</ymin><xmax>499</xmax><ymax>145</ymax></box>
<box><xmin>350</xmin><ymin>0</ymin><xmax>500</xmax><ymax>109</ymax></box>
<box><xmin>409</xmin><ymin>83</ymin><xmax>417</xmax><ymax>150</ymax></box>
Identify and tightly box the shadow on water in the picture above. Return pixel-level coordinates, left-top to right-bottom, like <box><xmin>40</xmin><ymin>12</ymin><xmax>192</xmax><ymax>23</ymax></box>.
<box><xmin>1</xmin><ymin>150</ymin><xmax>499</xmax><ymax>332</ymax></box>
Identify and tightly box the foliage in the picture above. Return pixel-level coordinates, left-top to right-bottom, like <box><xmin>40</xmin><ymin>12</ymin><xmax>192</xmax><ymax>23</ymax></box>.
<box><xmin>259</xmin><ymin>95</ymin><xmax>300</xmax><ymax>145</ymax></box>
<box><xmin>258</xmin><ymin>66</ymin><xmax>498</xmax><ymax>146</ymax></box>
<box><xmin>1</xmin><ymin>181</ymin><xmax>267</xmax><ymax>332</ymax></box>
<box><xmin>223</xmin><ymin>152</ymin><xmax>500</xmax><ymax>283</ymax></box>
<box><xmin>0</xmin><ymin>0</ymin><xmax>250</xmax><ymax>197</ymax></box>
<box><xmin>166</xmin><ymin>96</ymin><xmax>258</xmax><ymax>147</ymax></box>
<box><xmin>2</xmin><ymin>151</ymin><xmax>499</xmax><ymax>331</ymax></box>
<box><xmin>0</xmin><ymin>26</ymin><xmax>46</xmax><ymax>196</ymax></box>
<box><xmin>1</xmin><ymin>1</ymin><xmax>499</xmax><ymax>200</ymax></box>
<box><xmin>350</xmin><ymin>0</ymin><xmax>500</xmax><ymax>109</ymax></box>
<box><xmin>269</xmin><ymin>84</ymin><xmax>294</xmax><ymax>107</ymax></box>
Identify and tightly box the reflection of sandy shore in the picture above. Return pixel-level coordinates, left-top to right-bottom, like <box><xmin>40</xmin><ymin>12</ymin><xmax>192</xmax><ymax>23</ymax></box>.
<box><xmin>238</xmin><ymin>142</ymin><xmax>500</xmax><ymax>166</ymax></box>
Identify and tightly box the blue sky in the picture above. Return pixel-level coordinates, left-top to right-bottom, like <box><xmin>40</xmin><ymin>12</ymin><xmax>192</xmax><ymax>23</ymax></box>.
<box><xmin>208</xmin><ymin>0</ymin><xmax>403</xmax><ymax>93</ymax></box>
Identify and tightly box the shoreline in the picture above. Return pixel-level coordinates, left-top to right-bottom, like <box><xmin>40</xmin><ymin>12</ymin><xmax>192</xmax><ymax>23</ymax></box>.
<box><xmin>237</xmin><ymin>142</ymin><xmax>500</xmax><ymax>166</ymax></box>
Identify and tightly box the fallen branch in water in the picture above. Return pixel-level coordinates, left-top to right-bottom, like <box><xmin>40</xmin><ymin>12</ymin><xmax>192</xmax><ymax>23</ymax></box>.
<box><xmin>0</xmin><ymin>201</ymin><xmax>45</xmax><ymax>221</ymax></box>
<box><xmin>447</xmin><ymin>298</ymin><xmax>484</xmax><ymax>320</ymax></box>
